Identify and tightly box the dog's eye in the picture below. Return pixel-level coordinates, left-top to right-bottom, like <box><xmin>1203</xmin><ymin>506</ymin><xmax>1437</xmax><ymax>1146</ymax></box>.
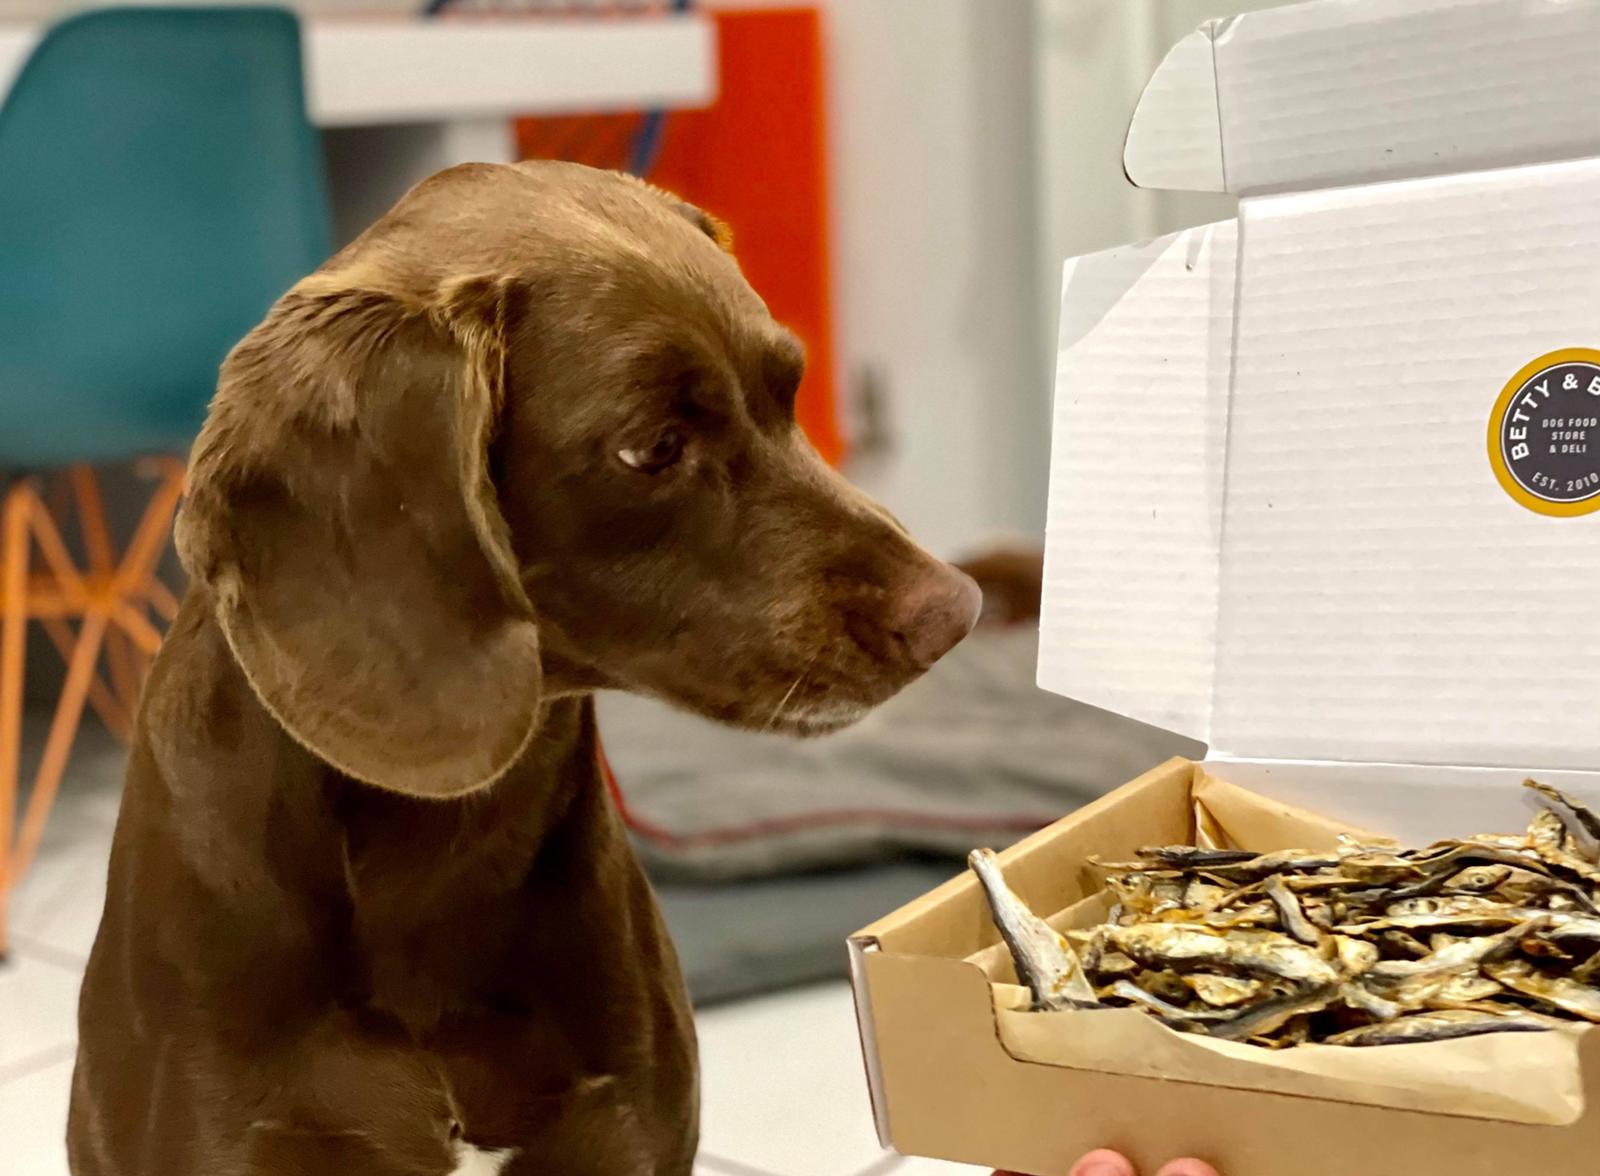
<box><xmin>618</xmin><ymin>428</ymin><xmax>687</xmax><ymax>475</ymax></box>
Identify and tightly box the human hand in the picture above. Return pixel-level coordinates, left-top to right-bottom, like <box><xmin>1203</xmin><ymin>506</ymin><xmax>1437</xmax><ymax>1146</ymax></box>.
<box><xmin>995</xmin><ymin>1150</ymin><xmax>1220</xmax><ymax>1176</ymax></box>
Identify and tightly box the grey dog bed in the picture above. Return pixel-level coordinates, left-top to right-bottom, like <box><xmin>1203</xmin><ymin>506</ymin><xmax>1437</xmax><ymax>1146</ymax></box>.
<box><xmin>652</xmin><ymin>860</ymin><xmax>963</xmax><ymax>1006</ymax></box>
<box><xmin>604</xmin><ymin>628</ymin><xmax>1199</xmax><ymax>1002</ymax></box>
<box><xmin>602</xmin><ymin>628</ymin><xmax>1198</xmax><ymax>881</ymax></box>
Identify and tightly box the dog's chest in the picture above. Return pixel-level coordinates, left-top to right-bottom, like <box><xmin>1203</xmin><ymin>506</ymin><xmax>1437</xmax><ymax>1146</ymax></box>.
<box><xmin>450</xmin><ymin>1141</ymin><xmax>516</xmax><ymax>1176</ymax></box>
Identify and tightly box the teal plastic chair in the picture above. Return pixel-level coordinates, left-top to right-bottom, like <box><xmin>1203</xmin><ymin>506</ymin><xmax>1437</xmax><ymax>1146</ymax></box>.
<box><xmin>0</xmin><ymin>5</ymin><xmax>331</xmax><ymax>465</ymax></box>
<box><xmin>0</xmin><ymin>6</ymin><xmax>331</xmax><ymax>958</ymax></box>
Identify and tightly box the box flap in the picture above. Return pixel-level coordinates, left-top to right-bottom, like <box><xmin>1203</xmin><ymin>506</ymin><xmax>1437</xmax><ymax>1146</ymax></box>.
<box><xmin>1039</xmin><ymin>223</ymin><xmax>1235</xmax><ymax>744</ymax></box>
<box><xmin>1042</xmin><ymin>157</ymin><xmax>1600</xmax><ymax>770</ymax></box>
<box><xmin>1125</xmin><ymin>0</ymin><xmax>1600</xmax><ymax>196</ymax></box>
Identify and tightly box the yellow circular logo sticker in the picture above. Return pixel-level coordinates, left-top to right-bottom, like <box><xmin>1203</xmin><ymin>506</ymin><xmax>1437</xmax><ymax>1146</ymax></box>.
<box><xmin>1488</xmin><ymin>348</ymin><xmax>1600</xmax><ymax>517</ymax></box>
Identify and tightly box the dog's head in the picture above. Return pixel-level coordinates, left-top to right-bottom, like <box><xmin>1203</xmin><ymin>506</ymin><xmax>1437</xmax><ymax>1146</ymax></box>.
<box><xmin>176</xmin><ymin>162</ymin><xmax>979</xmax><ymax>798</ymax></box>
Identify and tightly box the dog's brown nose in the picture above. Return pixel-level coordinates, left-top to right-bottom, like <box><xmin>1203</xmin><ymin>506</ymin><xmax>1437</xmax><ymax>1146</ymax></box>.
<box><xmin>893</xmin><ymin>564</ymin><xmax>983</xmax><ymax>670</ymax></box>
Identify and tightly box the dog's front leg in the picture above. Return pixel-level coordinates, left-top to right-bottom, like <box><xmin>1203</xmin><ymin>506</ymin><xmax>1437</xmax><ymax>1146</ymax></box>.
<box><xmin>245</xmin><ymin>1119</ymin><xmax>473</xmax><ymax>1176</ymax></box>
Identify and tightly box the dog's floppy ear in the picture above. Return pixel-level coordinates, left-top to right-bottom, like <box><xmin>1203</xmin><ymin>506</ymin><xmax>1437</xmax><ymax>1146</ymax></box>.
<box><xmin>175</xmin><ymin>273</ymin><xmax>541</xmax><ymax>798</ymax></box>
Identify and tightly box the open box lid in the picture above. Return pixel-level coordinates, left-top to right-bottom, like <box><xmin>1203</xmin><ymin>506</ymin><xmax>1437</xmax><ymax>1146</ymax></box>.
<box><xmin>1124</xmin><ymin>0</ymin><xmax>1600</xmax><ymax>197</ymax></box>
<box><xmin>1037</xmin><ymin>0</ymin><xmax>1600</xmax><ymax>773</ymax></box>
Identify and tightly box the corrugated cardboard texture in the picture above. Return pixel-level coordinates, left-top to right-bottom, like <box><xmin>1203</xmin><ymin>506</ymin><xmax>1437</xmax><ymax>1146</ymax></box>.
<box><xmin>1120</xmin><ymin>26</ymin><xmax>1224</xmax><ymax>193</ymax></box>
<box><xmin>1125</xmin><ymin>0</ymin><xmax>1600</xmax><ymax>196</ymax></box>
<box><xmin>1039</xmin><ymin>225</ymin><xmax>1235</xmax><ymax>742</ymax></box>
<box><xmin>853</xmin><ymin>766</ymin><xmax>1600</xmax><ymax>1174</ymax></box>
<box><xmin>1207</xmin><ymin>760</ymin><xmax>1600</xmax><ymax>847</ymax></box>
<box><xmin>996</xmin><ymin>997</ymin><xmax>1586</xmax><ymax>1128</ymax></box>
<box><xmin>1213</xmin><ymin>158</ymin><xmax>1600</xmax><ymax>767</ymax></box>
<box><xmin>1041</xmin><ymin>158</ymin><xmax>1600</xmax><ymax>770</ymax></box>
<box><xmin>981</xmin><ymin>772</ymin><xmax>1585</xmax><ymax>1127</ymax></box>
<box><xmin>856</xmin><ymin>759</ymin><xmax>1196</xmax><ymax>957</ymax></box>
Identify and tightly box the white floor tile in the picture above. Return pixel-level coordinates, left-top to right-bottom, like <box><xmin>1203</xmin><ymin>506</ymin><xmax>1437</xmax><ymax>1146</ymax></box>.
<box><xmin>22</xmin><ymin>851</ymin><xmax>110</xmax><ymax>964</ymax></box>
<box><xmin>9</xmin><ymin>810</ymin><xmax>114</xmax><ymax>962</ymax></box>
<box><xmin>696</xmin><ymin>981</ymin><xmax>887</xmax><ymax>1176</ymax></box>
<box><xmin>891</xmin><ymin>1157</ymin><xmax>992</xmax><ymax>1173</ymax></box>
<box><xmin>6</xmin><ymin>718</ymin><xmax>127</xmax><ymax>969</ymax></box>
<box><xmin>30</xmin><ymin>717</ymin><xmax>128</xmax><ymax>830</ymax></box>
<box><xmin>0</xmin><ymin>951</ymin><xmax>80</xmax><ymax>1077</ymax></box>
<box><xmin>696</xmin><ymin>1156</ymin><xmax>784</xmax><ymax>1176</ymax></box>
<box><xmin>0</xmin><ymin>1053</ymin><xmax>74</xmax><ymax>1176</ymax></box>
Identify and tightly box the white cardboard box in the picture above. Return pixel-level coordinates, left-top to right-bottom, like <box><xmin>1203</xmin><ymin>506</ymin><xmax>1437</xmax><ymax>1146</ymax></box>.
<box><xmin>1039</xmin><ymin>0</ymin><xmax>1600</xmax><ymax>833</ymax></box>
<box><xmin>850</xmin><ymin>2</ymin><xmax>1600</xmax><ymax>1172</ymax></box>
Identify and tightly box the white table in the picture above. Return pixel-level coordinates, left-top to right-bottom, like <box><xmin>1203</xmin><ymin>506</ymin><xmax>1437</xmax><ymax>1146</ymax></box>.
<box><xmin>0</xmin><ymin>14</ymin><xmax>718</xmax><ymax>242</ymax></box>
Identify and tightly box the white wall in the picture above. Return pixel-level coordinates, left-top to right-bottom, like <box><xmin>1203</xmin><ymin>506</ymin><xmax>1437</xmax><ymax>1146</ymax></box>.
<box><xmin>813</xmin><ymin>0</ymin><xmax>1043</xmax><ymax>557</ymax></box>
<box><xmin>804</xmin><ymin>0</ymin><xmax>1285</xmax><ymax>559</ymax></box>
<box><xmin>1031</xmin><ymin>0</ymin><xmax>1287</xmax><ymax>393</ymax></box>
<box><xmin>701</xmin><ymin>0</ymin><xmax>1046</xmax><ymax>558</ymax></box>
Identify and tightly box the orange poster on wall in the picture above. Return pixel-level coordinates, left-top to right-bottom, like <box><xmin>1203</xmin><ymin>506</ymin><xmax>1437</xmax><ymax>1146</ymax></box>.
<box><xmin>517</xmin><ymin>7</ymin><xmax>842</xmax><ymax>465</ymax></box>
<box><xmin>648</xmin><ymin>7</ymin><xmax>842</xmax><ymax>465</ymax></box>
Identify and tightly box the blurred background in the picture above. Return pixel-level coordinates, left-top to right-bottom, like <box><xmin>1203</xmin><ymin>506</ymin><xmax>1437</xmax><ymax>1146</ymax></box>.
<box><xmin>0</xmin><ymin>3</ymin><xmax>1268</xmax><ymax>1173</ymax></box>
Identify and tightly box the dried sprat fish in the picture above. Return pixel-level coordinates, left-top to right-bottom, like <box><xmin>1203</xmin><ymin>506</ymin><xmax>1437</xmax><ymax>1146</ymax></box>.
<box><xmin>1360</xmin><ymin>968</ymin><xmax>1503</xmax><ymax>1014</ymax></box>
<box><xmin>1378</xmin><ymin>930</ymin><xmax>1431</xmax><ymax>959</ymax></box>
<box><xmin>1516</xmin><ymin>915</ymin><xmax>1600</xmax><ymax>940</ymax></box>
<box><xmin>1385</xmin><ymin>896</ymin><xmax>1513</xmax><ymax>918</ymax></box>
<box><xmin>1092</xmin><ymin>951</ymin><xmax>1140</xmax><ymax>979</ymax></box>
<box><xmin>1200</xmin><ymin>901</ymin><xmax>1280</xmax><ymax>930</ymax></box>
<box><xmin>1113</xmin><ymin>977</ymin><xmax>1337</xmax><ymax>1042</ymax></box>
<box><xmin>1183</xmin><ymin>985</ymin><xmax>1342</xmax><ymax>1042</ymax></box>
<box><xmin>1429</xmin><ymin>841</ymin><xmax>1600</xmax><ymax>902</ymax></box>
<box><xmin>972</xmin><ymin>780</ymin><xmax>1600</xmax><ymax>1050</ymax></box>
<box><xmin>1327</xmin><ymin>1010</ymin><xmax>1557</xmax><ymax>1047</ymax></box>
<box><xmin>1304</xmin><ymin>902</ymin><xmax>1336</xmax><ymax>932</ymax></box>
<box><xmin>1209</xmin><ymin>849</ymin><xmax>1345</xmax><ymax>879</ymax></box>
<box><xmin>1341</xmin><ymin>979</ymin><xmax>1404</xmax><ymax>1020</ymax></box>
<box><xmin>968</xmin><ymin>849</ymin><xmax>1098</xmax><ymax>1010</ymax></box>
<box><xmin>1274</xmin><ymin>1017</ymin><xmax>1314</xmax><ymax>1048</ymax></box>
<box><xmin>1104</xmin><ymin>923</ymin><xmax>1343</xmax><ymax>987</ymax></box>
<box><xmin>1332</xmin><ymin>936</ymin><xmax>1379</xmax><ymax>978</ymax></box>
<box><xmin>1184</xmin><ymin>879</ymin><xmax>1231</xmax><ymax>912</ymax></box>
<box><xmin>1530</xmin><ymin>810</ymin><xmax>1570</xmax><ymax>859</ymax></box>
<box><xmin>1367</xmin><ymin>919</ymin><xmax>1543</xmax><ymax>982</ymax></box>
<box><xmin>1442</xmin><ymin>865</ymin><xmax>1515</xmax><ymax>893</ymax></box>
<box><xmin>1138</xmin><ymin>847</ymin><xmax>1260</xmax><ymax>869</ymax></box>
<box><xmin>1522</xmin><ymin>936</ymin><xmax>1574</xmax><ymax>962</ymax></box>
<box><xmin>1105</xmin><ymin>979</ymin><xmax>1193</xmax><ymax>1020</ymax></box>
<box><xmin>1451</xmin><ymin>865</ymin><xmax>1597</xmax><ymax>913</ymax></box>
<box><xmin>1423</xmin><ymin>974</ymin><xmax>1504</xmax><ymax>1009</ymax></box>
<box><xmin>1486</xmin><ymin>961</ymin><xmax>1600</xmax><ymax>1022</ymax></box>
<box><xmin>1575</xmin><ymin>950</ymin><xmax>1600</xmax><ymax>986</ymax></box>
<box><xmin>1139</xmin><ymin>970</ymin><xmax>1195</xmax><ymax>1004</ymax></box>
<box><xmin>1265</xmin><ymin>875</ymin><xmax>1322</xmax><ymax>946</ymax></box>
<box><xmin>1186</xmin><ymin>973</ymin><xmax>1263</xmax><ymax>1008</ymax></box>
<box><xmin>1525</xmin><ymin>780</ymin><xmax>1600</xmax><ymax>863</ymax></box>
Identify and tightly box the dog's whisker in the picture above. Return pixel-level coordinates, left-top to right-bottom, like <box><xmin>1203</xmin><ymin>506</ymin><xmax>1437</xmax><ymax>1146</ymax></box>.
<box><xmin>764</xmin><ymin>652</ymin><xmax>820</xmax><ymax>730</ymax></box>
<box><xmin>765</xmin><ymin>674</ymin><xmax>807</xmax><ymax>731</ymax></box>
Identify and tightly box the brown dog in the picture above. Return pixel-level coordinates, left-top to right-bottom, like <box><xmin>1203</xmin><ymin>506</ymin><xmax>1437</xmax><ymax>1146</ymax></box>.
<box><xmin>67</xmin><ymin>161</ymin><xmax>979</xmax><ymax>1175</ymax></box>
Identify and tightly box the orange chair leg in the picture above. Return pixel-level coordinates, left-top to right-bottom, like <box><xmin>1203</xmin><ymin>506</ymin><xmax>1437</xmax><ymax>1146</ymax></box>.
<box><xmin>110</xmin><ymin>463</ymin><xmax>185</xmax><ymax>661</ymax></box>
<box><xmin>71</xmin><ymin>467</ymin><xmax>141</xmax><ymax>724</ymax></box>
<box><xmin>145</xmin><ymin>579</ymin><xmax>179</xmax><ymax>623</ymax></box>
<box><xmin>116</xmin><ymin>464</ymin><xmax>185</xmax><ymax>593</ymax></box>
<box><xmin>0</xmin><ymin>482</ymin><xmax>33</xmax><ymax>960</ymax></box>
<box><xmin>0</xmin><ymin>462</ymin><xmax>186</xmax><ymax>958</ymax></box>
<box><xmin>10</xmin><ymin>608</ymin><xmax>107</xmax><ymax>888</ymax></box>
<box><xmin>40</xmin><ymin>617</ymin><xmax>129</xmax><ymax>742</ymax></box>
<box><xmin>26</xmin><ymin>488</ymin><xmax>89</xmax><ymax>602</ymax></box>
<box><xmin>112</xmin><ymin>604</ymin><xmax>164</xmax><ymax>657</ymax></box>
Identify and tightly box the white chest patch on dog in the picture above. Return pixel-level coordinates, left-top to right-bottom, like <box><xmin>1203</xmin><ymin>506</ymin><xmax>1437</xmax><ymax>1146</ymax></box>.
<box><xmin>449</xmin><ymin>1141</ymin><xmax>516</xmax><ymax>1176</ymax></box>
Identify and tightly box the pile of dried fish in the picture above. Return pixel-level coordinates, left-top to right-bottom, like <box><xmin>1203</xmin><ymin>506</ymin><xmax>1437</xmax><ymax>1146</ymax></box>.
<box><xmin>971</xmin><ymin>780</ymin><xmax>1600</xmax><ymax>1048</ymax></box>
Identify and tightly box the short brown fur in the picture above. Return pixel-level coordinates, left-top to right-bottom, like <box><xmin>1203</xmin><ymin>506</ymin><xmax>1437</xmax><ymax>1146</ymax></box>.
<box><xmin>69</xmin><ymin>161</ymin><xmax>978</xmax><ymax>1175</ymax></box>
